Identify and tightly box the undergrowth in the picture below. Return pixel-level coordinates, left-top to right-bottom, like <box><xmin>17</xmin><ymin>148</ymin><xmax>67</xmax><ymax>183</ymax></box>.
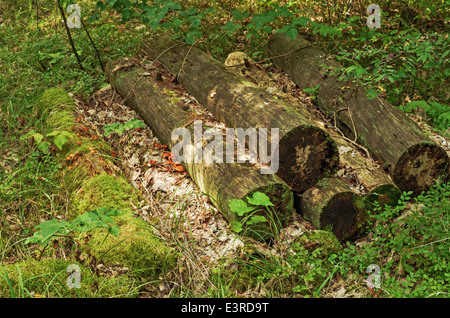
<box><xmin>0</xmin><ymin>0</ymin><xmax>448</xmax><ymax>298</ymax></box>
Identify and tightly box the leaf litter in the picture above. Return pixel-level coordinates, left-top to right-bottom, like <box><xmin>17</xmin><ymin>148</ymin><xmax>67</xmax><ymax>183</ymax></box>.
<box><xmin>71</xmin><ymin>55</ymin><xmax>450</xmax><ymax>297</ymax></box>
<box><xmin>73</xmin><ymin>68</ymin><xmax>315</xmax><ymax>296</ymax></box>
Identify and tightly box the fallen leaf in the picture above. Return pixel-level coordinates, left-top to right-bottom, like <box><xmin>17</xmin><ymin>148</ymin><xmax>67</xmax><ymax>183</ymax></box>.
<box><xmin>174</xmin><ymin>165</ymin><xmax>185</xmax><ymax>172</ymax></box>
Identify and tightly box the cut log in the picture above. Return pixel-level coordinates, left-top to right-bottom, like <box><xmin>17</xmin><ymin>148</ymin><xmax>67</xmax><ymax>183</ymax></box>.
<box><xmin>225</xmin><ymin>51</ymin><xmax>401</xmax><ymax>207</ymax></box>
<box><xmin>105</xmin><ymin>58</ymin><xmax>294</xmax><ymax>240</ymax></box>
<box><xmin>299</xmin><ymin>177</ymin><xmax>368</xmax><ymax>241</ymax></box>
<box><xmin>142</xmin><ymin>33</ymin><xmax>339</xmax><ymax>192</ymax></box>
<box><xmin>225</xmin><ymin>52</ymin><xmax>369</xmax><ymax>240</ymax></box>
<box><xmin>267</xmin><ymin>32</ymin><xmax>450</xmax><ymax>196</ymax></box>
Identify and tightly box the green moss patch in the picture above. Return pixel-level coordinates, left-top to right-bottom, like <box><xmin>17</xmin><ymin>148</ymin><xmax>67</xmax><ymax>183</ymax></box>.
<box><xmin>294</xmin><ymin>230</ymin><xmax>342</xmax><ymax>258</ymax></box>
<box><xmin>0</xmin><ymin>258</ymin><xmax>137</xmax><ymax>298</ymax></box>
<box><xmin>71</xmin><ymin>172</ymin><xmax>178</xmax><ymax>280</ymax></box>
<box><xmin>71</xmin><ymin>172</ymin><xmax>141</xmax><ymax>217</ymax></box>
<box><xmin>86</xmin><ymin>218</ymin><xmax>178</xmax><ymax>281</ymax></box>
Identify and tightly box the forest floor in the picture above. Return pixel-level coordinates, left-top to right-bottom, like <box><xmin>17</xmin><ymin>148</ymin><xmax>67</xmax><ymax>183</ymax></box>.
<box><xmin>0</xmin><ymin>0</ymin><xmax>449</xmax><ymax>299</ymax></box>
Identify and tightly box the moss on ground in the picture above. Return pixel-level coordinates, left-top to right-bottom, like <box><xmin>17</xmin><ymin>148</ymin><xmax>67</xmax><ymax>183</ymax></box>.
<box><xmin>0</xmin><ymin>258</ymin><xmax>138</xmax><ymax>298</ymax></box>
<box><xmin>70</xmin><ymin>172</ymin><xmax>140</xmax><ymax>217</ymax></box>
<box><xmin>86</xmin><ymin>219</ymin><xmax>178</xmax><ymax>281</ymax></box>
<box><xmin>71</xmin><ymin>172</ymin><xmax>178</xmax><ymax>280</ymax></box>
<box><xmin>294</xmin><ymin>230</ymin><xmax>343</xmax><ymax>258</ymax></box>
<box><xmin>6</xmin><ymin>88</ymin><xmax>179</xmax><ymax>295</ymax></box>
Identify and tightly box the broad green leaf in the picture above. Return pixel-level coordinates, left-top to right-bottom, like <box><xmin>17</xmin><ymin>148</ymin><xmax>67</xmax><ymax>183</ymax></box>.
<box><xmin>232</xmin><ymin>10</ymin><xmax>249</xmax><ymax>21</ymax></box>
<box><xmin>228</xmin><ymin>199</ymin><xmax>255</xmax><ymax>216</ymax></box>
<box><xmin>285</xmin><ymin>27</ymin><xmax>298</xmax><ymax>40</ymax></box>
<box><xmin>263</xmin><ymin>25</ymin><xmax>273</xmax><ymax>34</ymax></box>
<box><xmin>32</xmin><ymin>133</ymin><xmax>44</xmax><ymax>144</ymax></box>
<box><xmin>37</xmin><ymin>141</ymin><xmax>50</xmax><ymax>153</ymax></box>
<box><xmin>221</xmin><ymin>21</ymin><xmax>241</xmax><ymax>34</ymax></box>
<box><xmin>25</xmin><ymin>219</ymin><xmax>69</xmax><ymax>246</ymax></box>
<box><xmin>292</xmin><ymin>17</ymin><xmax>309</xmax><ymax>27</ymax></box>
<box><xmin>247</xmin><ymin>215</ymin><xmax>267</xmax><ymax>225</ymax></box>
<box><xmin>366</xmin><ymin>89</ymin><xmax>379</xmax><ymax>100</ymax></box>
<box><xmin>53</xmin><ymin>134</ymin><xmax>69</xmax><ymax>150</ymax></box>
<box><xmin>230</xmin><ymin>221</ymin><xmax>243</xmax><ymax>233</ymax></box>
<box><xmin>247</xmin><ymin>192</ymin><xmax>274</xmax><ymax>207</ymax></box>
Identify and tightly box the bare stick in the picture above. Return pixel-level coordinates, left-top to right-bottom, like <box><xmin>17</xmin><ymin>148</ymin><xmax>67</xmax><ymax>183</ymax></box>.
<box><xmin>57</xmin><ymin>0</ymin><xmax>84</xmax><ymax>71</ymax></box>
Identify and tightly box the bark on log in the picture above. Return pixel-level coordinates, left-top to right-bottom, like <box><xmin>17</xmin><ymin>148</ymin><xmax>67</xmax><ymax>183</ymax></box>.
<box><xmin>299</xmin><ymin>177</ymin><xmax>368</xmax><ymax>241</ymax></box>
<box><xmin>225</xmin><ymin>51</ymin><xmax>401</xmax><ymax>207</ymax></box>
<box><xmin>267</xmin><ymin>32</ymin><xmax>450</xmax><ymax>196</ymax></box>
<box><xmin>142</xmin><ymin>33</ymin><xmax>339</xmax><ymax>192</ymax></box>
<box><xmin>105</xmin><ymin>58</ymin><xmax>294</xmax><ymax>240</ymax></box>
<box><xmin>225</xmin><ymin>52</ymin><xmax>369</xmax><ymax>240</ymax></box>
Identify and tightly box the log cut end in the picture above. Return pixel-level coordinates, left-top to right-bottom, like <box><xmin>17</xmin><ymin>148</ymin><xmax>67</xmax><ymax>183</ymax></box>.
<box><xmin>393</xmin><ymin>142</ymin><xmax>450</xmax><ymax>196</ymax></box>
<box><xmin>319</xmin><ymin>192</ymin><xmax>367</xmax><ymax>241</ymax></box>
<box><xmin>365</xmin><ymin>184</ymin><xmax>402</xmax><ymax>207</ymax></box>
<box><xmin>278</xmin><ymin>125</ymin><xmax>339</xmax><ymax>192</ymax></box>
<box><xmin>299</xmin><ymin>178</ymin><xmax>368</xmax><ymax>241</ymax></box>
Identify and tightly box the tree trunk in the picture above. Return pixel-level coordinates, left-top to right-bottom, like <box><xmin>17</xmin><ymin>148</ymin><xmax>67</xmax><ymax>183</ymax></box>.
<box><xmin>267</xmin><ymin>32</ymin><xmax>450</xmax><ymax>196</ymax></box>
<box><xmin>105</xmin><ymin>58</ymin><xmax>294</xmax><ymax>240</ymax></box>
<box><xmin>142</xmin><ymin>33</ymin><xmax>339</xmax><ymax>193</ymax></box>
<box><xmin>299</xmin><ymin>177</ymin><xmax>368</xmax><ymax>241</ymax></box>
<box><xmin>225</xmin><ymin>51</ymin><xmax>401</xmax><ymax>207</ymax></box>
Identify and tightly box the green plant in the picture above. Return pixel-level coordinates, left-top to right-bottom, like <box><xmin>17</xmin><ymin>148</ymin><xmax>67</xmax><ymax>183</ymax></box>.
<box><xmin>102</xmin><ymin>118</ymin><xmax>146</xmax><ymax>136</ymax></box>
<box><xmin>403</xmin><ymin>100</ymin><xmax>450</xmax><ymax>131</ymax></box>
<box><xmin>338</xmin><ymin>183</ymin><xmax>450</xmax><ymax>297</ymax></box>
<box><xmin>302</xmin><ymin>84</ymin><xmax>321</xmax><ymax>101</ymax></box>
<box><xmin>20</xmin><ymin>129</ymin><xmax>73</xmax><ymax>153</ymax></box>
<box><xmin>326</xmin><ymin>16</ymin><xmax>449</xmax><ymax>113</ymax></box>
<box><xmin>228</xmin><ymin>192</ymin><xmax>276</xmax><ymax>237</ymax></box>
<box><xmin>25</xmin><ymin>207</ymin><xmax>123</xmax><ymax>247</ymax></box>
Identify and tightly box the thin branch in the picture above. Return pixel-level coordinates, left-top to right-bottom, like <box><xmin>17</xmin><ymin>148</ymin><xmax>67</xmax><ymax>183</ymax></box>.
<box><xmin>226</xmin><ymin>44</ymin><xmax>316</xmax><ymax>69</ymax></box>
<box><xmin>177</xmin><ymin>40</ymin><xmax>196</xmax><ymax>79</ymax></box>
<box><xmin>333</xmin><ymin>107</ymin><xmax>372</xmax><ymax>159</ymax></box>
<box><xmin>57</xmin><ymin>0</ymin><xmax>84</xmax><ymax>71</ymax></box>
<box><xmin>80</xmin><ymin>15</ymin><xmax>104</xmax><ymax>72</ymax></box>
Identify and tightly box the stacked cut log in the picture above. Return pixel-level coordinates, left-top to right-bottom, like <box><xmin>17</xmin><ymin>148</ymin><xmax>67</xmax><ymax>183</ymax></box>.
<box><xmin>225</xmin><ymin>52</ymin><xmax>372</xmax><ymax>240</ymax></box>
<box><xmin>142</xmin><ymin>33</ymin><xmax>339</xmax><ymax>193</ymax></box>
<box><xmin>267</xmin><ymin>32</ymin><xmax>450</xmax><ymax>197</ymax></box>
<box><xmin>105</xmin><ymin>58</ymin><xmax>294</xmax><ymax>241</ymax></box>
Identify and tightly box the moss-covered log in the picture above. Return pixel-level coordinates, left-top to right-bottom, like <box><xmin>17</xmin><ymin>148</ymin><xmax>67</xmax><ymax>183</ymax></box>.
<box><xmin>142</xmin><ymin>33</ymin><xmax>339</xmax><ymax>192</ymax></box>
<box><xmin>225</xmin><ymin>51</ymin><xmax>401</xmax><ymax>207</ymax></box>
<box><xmin>105</xmin><ymin>58</ymin><xmax>294</xmax><ymax>240</ymax></box>
<box><xmin>299</xmin><ymin>177</ymin><xmax>368</xmax><ymax>241</ymax></box>
<box><xmin>267</xmin><ymin>32</ymin><xmax>450</xmax><ymax>196</ymax></box>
